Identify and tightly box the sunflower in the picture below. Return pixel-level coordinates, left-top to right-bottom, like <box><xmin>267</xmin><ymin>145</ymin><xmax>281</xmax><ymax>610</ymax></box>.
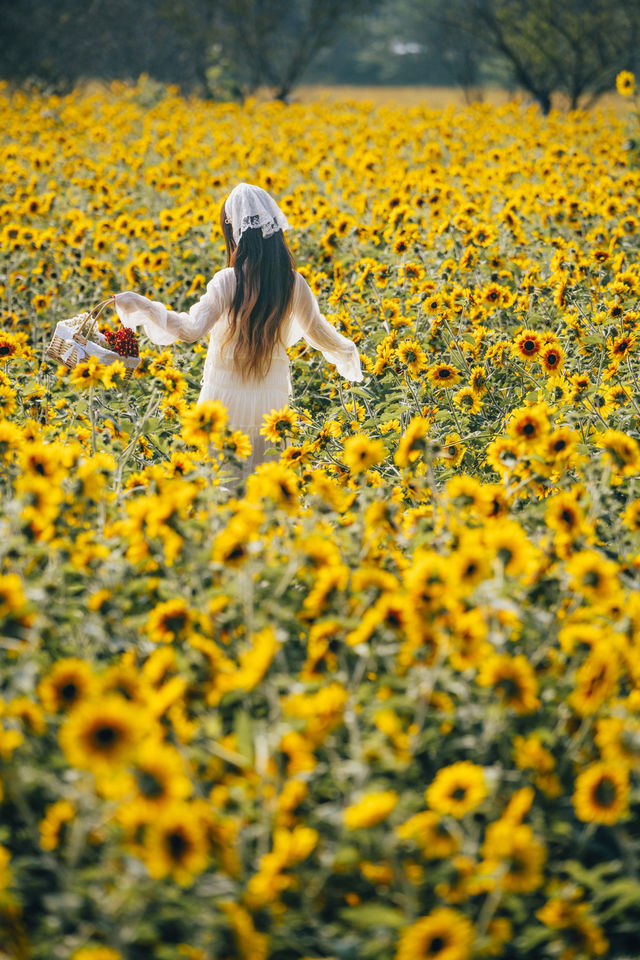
<box><xmin>569</xmin><ymin>649</ymin><xmax>619</xmax><ymax>716</ymax></box>
<box><xmin>342</xmin><ymin>434</ymin><xmax>386</xmax><ymax>475</ymax></box>
<box><xmin>539</xmin><ymin>342</ymin><xmax>565</xmax><ymax>375</ymax></box>
<box><xmin>181</xmin><ymin>400</ymin><xmax>228</xmax><ymax>447</ymax></box>
<box><xmin>453</xmin><ymin>386</ymin><xmax>482</xmax><ymax>414</ymax></box>
<box><xmin>343</xmin><ymin>790</ymin><xmax>398</xmax><ymax>829</ymax></box>
<box><xmin>397</xmin><ymin>338</ymin><xmax>428</xmax><ymax>378</ymax></box>
<box><xmin>566</xmin><ymin>550</ymin><xmax>620</xmax><ymax>601</ymax></box>
<box><xmin>427</xmin><ymin>363</ymin><xmax>461</xmax><ymax>389</ymax></box>
<box><xmin>544</xmin><ymin>492</ymin><xmax>587</xmax><ymax>539</ymax></box>
<box><xmin>247</xmin><ymin>462</ymin><xmax>300</xmax><ymax>512</ymax></box>
<box><xmin>425</xmin><ymin>761</ymin><xmax>487</xmax><ymax>818</ymax></box>
<box><xmin>141</xmin><ymin>799</ymin><xmax>210</xmax><ymax>885</ymax></box>
<box><xmin>568</xmin><ymin>372</ymin><xmax>591</xmax><ymax>401</ymax></box>
<box><xmin>481</xmin><ymin>821</ymin><xmax>546</xmax><ymax>893</ymax></box>
<box><xmin>395</xmin><ymin>810</ymin><xmax>460</xmax><ymax>859</ymax></box>
<box><xmin>260</xmin><ymin>405</ymin><xmax>300</xmax><ymax>443</ymax></box>
<box><xmin>596</xmin><ymin>429</ymin><xmax>640</xmax><ymax>476</ymax></box>
<box><xmin>573</xmin><ymin>762</ymin><xmax>629</xmax><ymax>825</ymax></box>
<box><xmin>476</xmin><ymin>653</ymin><xmax>540</xmax><ymax>714</ymax></box>
<box><xmin>68</xmin><ymin>357</ymin><xmax>104</xmax><ymax>388</ymax></box>
<box><xmin>512</xmin><ymin>329</ymin><xmax>542</xmax><ymax>362</ymax></box>
<box><xmin>485</xmin><ymin>436</ymin><xmax>523</xmax><ymax>478</ymax></box>
<box><xmin>616</xmin><ymin>70</ymin><xmax>636</xmax><ymax>96</ymax></box>
<box><xmin>125</xmin><ymin>741</ymin><xmax>193</xmax><ymax>817</ymax></box>
<box><xmin>484</xmin><ymin>519</ymin><xmax>538</xmax><ymax>577</ymax></box>
<box><xmin>38</xmin><ymin>658</ymin><xmax>95</xmax><ymax>713</ymax></box>
<box><xmin>70</xmin><ymin>948</ymin><xmax>123</xmax><ymax>960</ymax></box>
<box><xmin>437</xmin><ymin>433</ymin><xmax>466</xmax><ymax>467</ymax></box>
<box><xmin>469</xmin><ymin>365</ymin><xmax>487</xmax><ymax>396</ymax></box>
<box><xmin>59</xmin><ymin>695</ymin><xmax>144</xmax><ymax>773</ymax></box>
<box><xmin>394</xmin><ymin>416</ymin><xmax>430</xmax><ymax>468</ymax></box>
<box><xmin>146</xmin><ymin>598</ymin><xmax>193</xmax><ymax>643</ymax></box>
<box><xmin>508</xmin><ymin>404</ymin><xmax>550</xmax><ymax>448</ymax></box>
<box><xmin>395</xmin><ymin>907</ymin><xmax>474</xmax><ymax>960</ymax></box>
<box><xmin>622</xmin><ymin>498</ymin><xmax>640</xmax><ymax>531</ymax></box>
<box><xmin>541</xmin><ymin>425</ymin><xmax>580</xmax><ymax>466</ymax></box>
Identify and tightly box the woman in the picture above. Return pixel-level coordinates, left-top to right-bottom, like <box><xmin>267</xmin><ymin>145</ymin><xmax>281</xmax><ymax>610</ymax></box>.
<box><xmin>113</xmin><ymin>182</ymin><xmax>362</xmax><ymax>474</ymax></box>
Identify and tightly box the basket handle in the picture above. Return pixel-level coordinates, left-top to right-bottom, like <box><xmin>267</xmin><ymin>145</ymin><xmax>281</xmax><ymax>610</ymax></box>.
<box><xmin>76</xmin><ymin>296</ymin><xmax>116</xmax><ymax>341</ymax></box>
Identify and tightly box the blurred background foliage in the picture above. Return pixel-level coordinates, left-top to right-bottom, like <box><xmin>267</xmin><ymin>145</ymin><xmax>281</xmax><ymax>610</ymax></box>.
<box><xmin>1</xmin><ymin>0</ymin><xmax>640</xmax><ymax>110</ymax></box>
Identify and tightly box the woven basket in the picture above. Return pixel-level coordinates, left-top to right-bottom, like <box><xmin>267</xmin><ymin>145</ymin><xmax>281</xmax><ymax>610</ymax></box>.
<box><xmin>46</xmin><ymin>298</ymin><xmax>140</xmax><ymax>381</ymax></box>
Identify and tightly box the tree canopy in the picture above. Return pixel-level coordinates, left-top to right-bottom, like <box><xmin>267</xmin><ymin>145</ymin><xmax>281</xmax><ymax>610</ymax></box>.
<box><xmin>1</xmin><ymin>0</ymin><xmax>638</xmax><ymax>108</ymax></box>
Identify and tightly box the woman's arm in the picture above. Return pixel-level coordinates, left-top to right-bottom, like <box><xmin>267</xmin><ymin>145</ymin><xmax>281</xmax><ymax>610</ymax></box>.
<box><xmin>286</xmin><ymin>273</ymin><xmax>363</xmax><ymax>381</ymax></box>
<box><xmin>113</xmin><ymin>269</ymin><xmax>233</xmax><ymax>345</ymax></box>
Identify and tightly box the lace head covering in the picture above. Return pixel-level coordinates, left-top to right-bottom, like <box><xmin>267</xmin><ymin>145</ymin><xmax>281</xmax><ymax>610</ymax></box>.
<box><xmin>224</xmin><ymin>182</ymin><xmax>290</xmax><ymax>245</ymax></box>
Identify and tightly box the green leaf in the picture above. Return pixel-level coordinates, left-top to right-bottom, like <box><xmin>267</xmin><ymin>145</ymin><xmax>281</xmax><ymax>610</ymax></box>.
<box><xmin>234</xmin><ymin>708</ymin><xmax>254</xmax><ymax>763</ymax></box>
<box><xmin>339</xmin><ymin>905</ymin><xmax>405</xmax><ymax>929</ymax></box>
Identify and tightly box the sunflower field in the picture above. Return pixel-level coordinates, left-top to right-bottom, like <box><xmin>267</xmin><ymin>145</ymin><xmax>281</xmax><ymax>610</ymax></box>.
<box><xmin>2</xmin><ymin>74</ymin><xmax>640</xmax><ymax>960</ymax></box>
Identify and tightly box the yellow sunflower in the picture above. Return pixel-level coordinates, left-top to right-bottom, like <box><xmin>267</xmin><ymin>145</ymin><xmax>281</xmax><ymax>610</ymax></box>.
<box><xmin>616</xmin><ymin>70</ymin><xmax>636</xmax><ymax>96</ymax></box>
<box><xmin>140</xmin><ymin>800</ymin><xmax>210</xmax><ymax>885</ymax></box>
<box><xmin>59</xmin><ymin>695</ymin><xmax>144</xmax><ymax>773</ymax></box>
<box><xmin>395</xmin><ymin>907</ymin><xmax>474</xmax><ymax>960</ymax></box>
<box><xmin>425</xmin><ymin>761</ymin><xmax>487</xmax><ymax>818</ymax></box>
<box><xmin>573</xmin><ymin>762</ymin><xmax>629</xmax><ymax>825</ymax></box>
<box><xmin>38</xmin><ymin>658</ymin><xmax>95</xmax><ymax>713</ymax></box>
<box><xmin>342</xmin><ymin>434</ymin><xmax>386</xmax><ymax>474</ymax></box>
<box><xmin>476</xmin><ymin>653</ymin><xmax>540</xmax><ymax>714</ymax></box>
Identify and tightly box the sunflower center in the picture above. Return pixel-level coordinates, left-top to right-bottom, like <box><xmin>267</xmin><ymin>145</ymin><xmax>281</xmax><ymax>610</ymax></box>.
<box><xmin>137</xmin><ymin>770</ymin><xmax>165</xmax><ymax>799</ymax></box>
<box><xmin>522</xmin><ymin>423</ymin><xmax>535</xmax><ymax>436</ymax></box>
<box><xmin>497</xmin><ymin>677</ymin><xmax>521</xmax><ymax>700</ymax></box>
<box><xmin>524</xmin><ymin>340</ymin><xmax>535</xmax><ymax>352</ymax></box>
<box><xmin>451</xmin><ymin>787</ymin><xmax>467</xmax><ymax>802</ymax></box>
<box><xmin>593</xmin><ymin>777</ymin><xmax>616</xmax><ymax>808</ymax></box>
<box><xmin>225</xmin><ymin>544</ymin><xmax>246</xmax><ymax>562</ymax></box>
<box><xmin>553</xmin><ymin>439</ymin><xmax>567</xmax><ymax>452</ymax></box>
<box><xmin>583</xmin><ymin>571</ymin><xmax>600</xmax><ymax>588</ymax></box>
<box><xmin>93</xmin><ymin>724</ymin><xmax>119</xmax><ymax>748</ymax></box>
<box><xmin>163</xmin><ymin>613</ymin><xmax>187</xmax><ymax>634</ymax></box>
<box><xmin>498</xmin><ymin>547</ymin><xmax>513</xmax><ymax>565</ymax></box>
<box><xmin>60</xmin><ymin>682</ymin><xmax>79</xmax><ymax>703</ymax></box>
<box><xmin>167</xmin><ymin>829</ymin><xmax>189</xmax><ymax>861</ymax></box>
<box><xmin>428</xmin><ymin>935</ymin><xmax>447</xmax><ymax>954</ymax></box>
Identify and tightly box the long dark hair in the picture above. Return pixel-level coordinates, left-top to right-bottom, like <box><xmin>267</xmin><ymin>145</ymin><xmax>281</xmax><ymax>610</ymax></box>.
<box><xmin>220</xmin><ymin>200</ymin><xmax>296</xmax><ymax>379</ymax></box>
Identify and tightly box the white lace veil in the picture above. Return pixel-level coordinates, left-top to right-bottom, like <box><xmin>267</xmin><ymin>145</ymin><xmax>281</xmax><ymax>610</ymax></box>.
<box><xmin>224</xmin><ymin>182</ymin><xmax>290</xmax><ymax>245</ymax></box>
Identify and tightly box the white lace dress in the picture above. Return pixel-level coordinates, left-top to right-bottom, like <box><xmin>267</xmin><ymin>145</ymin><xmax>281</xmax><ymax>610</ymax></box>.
<box><xmin>114</xmin><ymin>268</ymin><xmax>363</xmax><ymax>472</ymax></box>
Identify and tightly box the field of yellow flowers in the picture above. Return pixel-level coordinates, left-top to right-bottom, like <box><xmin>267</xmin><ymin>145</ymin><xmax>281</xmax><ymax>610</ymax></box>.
<box><xmin>2</xmin><ymin>75</ymin><xmax>640</xmax><ymax>960</ymax></box>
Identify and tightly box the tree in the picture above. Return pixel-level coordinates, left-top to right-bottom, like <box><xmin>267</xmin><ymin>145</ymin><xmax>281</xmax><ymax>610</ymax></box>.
<box><xmin>202</xmin><ymin>0</ymin><xmax>380</xmax><ymax>100</ymax></box>
<box><xmin>465</xmin><ymin>0</ymin><xmax>640</xmax><ymax>112</ymax></box>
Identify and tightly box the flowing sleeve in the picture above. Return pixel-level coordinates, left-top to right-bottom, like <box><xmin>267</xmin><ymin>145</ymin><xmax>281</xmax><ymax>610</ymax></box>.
<box><xmin>113</xmin><ymin>269</ymin><xmax>232</xmax><ymax>346</ymax></box>
<box><xmin>285</xmin><ymin>273</ymin><xmax>363</xmax><ymax>381</ymax></box>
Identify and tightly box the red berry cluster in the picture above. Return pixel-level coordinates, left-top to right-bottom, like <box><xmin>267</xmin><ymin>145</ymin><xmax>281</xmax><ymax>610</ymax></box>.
<box><xmin>102</xmin><ymin>326</ymin><xmax>140</xmax><ymax>357</ymax></box>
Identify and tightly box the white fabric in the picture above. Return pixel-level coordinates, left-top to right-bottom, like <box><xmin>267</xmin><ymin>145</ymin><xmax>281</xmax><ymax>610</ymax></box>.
<box><xmin>114</xmin><ymin>269</ymin><xmax>362</xmax><ymax>475</ymax></box>
<box><xmin>224</xmin><ymin>183</ymin><xmax>290</xmax><ymax>244</ymax></box>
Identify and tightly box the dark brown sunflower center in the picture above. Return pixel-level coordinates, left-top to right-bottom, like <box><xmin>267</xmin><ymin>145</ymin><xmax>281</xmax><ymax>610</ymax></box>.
<box><xmin>497</xmin><ymin>677</ymin><xmax>521</xmax><ymax>700</ymax></box>
<box><xmin>137</xmin><ymin>770</ymin><xmax>165</xmax><ymax>799</ymax></box>
<box><xmin>593</xmin><ymin>777</ymin><xmax>616</xmax><ymax>808</ymax></box>
<box><xmin>167</xmin><ymin>830</ymin><xmax>189</xmax><ymax>861</ymax></box>
<box><xmin>93</xmin><ymin>724</ymin><xmax>119</xmax><ymax>747</ymax></box>
<box><xmin>163</xmin><ymin>614</ymin><xmax>187</xmax><ymax>634</ymax></box>
<box><xmin>60</xmin><ymin>682</ymin><xmax>79</xmax><ymax>703</ymax></box>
